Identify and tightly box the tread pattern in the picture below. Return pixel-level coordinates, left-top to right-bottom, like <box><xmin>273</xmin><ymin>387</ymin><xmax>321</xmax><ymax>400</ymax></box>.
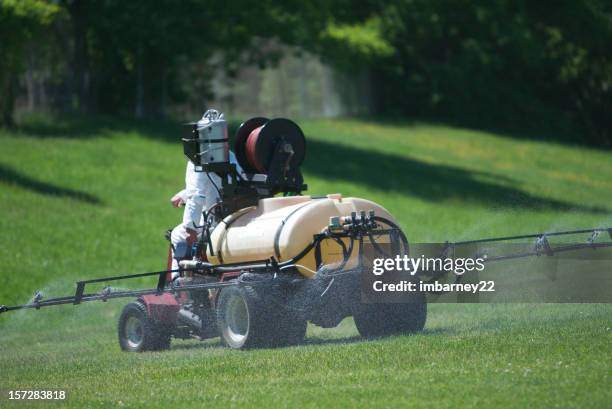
<box><xmin>118</xmin><ymin>300</ymin><xmax>172</xmax><ymax>352</ymax></box>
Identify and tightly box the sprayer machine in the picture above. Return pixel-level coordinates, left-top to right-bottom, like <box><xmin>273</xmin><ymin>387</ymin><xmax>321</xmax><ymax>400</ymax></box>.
<box><xmin>1</xmin><ymin>111</ymin><xmax>611</xmax><ymax>351</ymax></box>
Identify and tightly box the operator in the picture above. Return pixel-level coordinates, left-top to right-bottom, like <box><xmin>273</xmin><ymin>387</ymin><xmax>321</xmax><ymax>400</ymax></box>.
<box><xmin>169</xmin><ymin>148</ymin><xmax>243</xmax><ymax>276</ymax></box>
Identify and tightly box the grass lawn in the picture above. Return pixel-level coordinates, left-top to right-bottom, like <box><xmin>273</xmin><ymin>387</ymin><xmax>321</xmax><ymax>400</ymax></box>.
<box><xmin>0</xmin><ymin>114</ymin><xmax>610</xmax><ymax>408</ymax></box>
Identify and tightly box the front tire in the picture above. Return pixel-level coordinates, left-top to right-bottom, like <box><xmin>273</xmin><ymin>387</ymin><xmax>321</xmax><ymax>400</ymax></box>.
<box><xmin>118</xmin><ymin>300</ymin><xmax>172</xmax><ymax>352</ymax></box>
<box><xmin>217</xmin><ymin>285</ymin><xmax>308</xmax><ymax>349</ymax></box>
<box><xmin>216</xmin><ymin>285</ymin><xmax>275</xmax><ymax>349</ymax></box>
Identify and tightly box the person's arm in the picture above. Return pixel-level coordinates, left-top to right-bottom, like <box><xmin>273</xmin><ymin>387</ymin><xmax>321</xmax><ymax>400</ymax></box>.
<box><xmin>182</xmin><ymin>193</ymin><xmax>205</xmax><ymax>231</ymax></box>
<box><xmin>170</xmin><ymin>189</ymin><xmax>188</xmax><ymax>207</ymax></box>
<box><xmin>182</xmin><ymin>162</ymin><xmax>207</xmax><ymax>232</ymax></box>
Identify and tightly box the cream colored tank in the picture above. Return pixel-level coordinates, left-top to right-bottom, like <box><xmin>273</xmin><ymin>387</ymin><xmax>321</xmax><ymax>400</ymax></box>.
<box><xmin>207</xmin><ymin>194</ymin><xmax>396</xmax><ymax>277</ymax></box>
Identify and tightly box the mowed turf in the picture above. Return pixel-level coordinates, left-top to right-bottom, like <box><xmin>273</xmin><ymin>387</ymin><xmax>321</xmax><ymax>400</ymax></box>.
<box><xmin>0</xmin><ymin>114</ymin><xmax>610</xmax><ymax>408</ymax></box>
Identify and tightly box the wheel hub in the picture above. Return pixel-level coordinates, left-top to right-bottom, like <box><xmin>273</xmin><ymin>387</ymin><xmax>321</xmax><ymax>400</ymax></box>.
<box><xmin>225</xmin><ymin>294</ymin><xmax>249</xmax><ymax>344</ymax></box>
<box><xmin>125</xmin><ymin>316</ymin><xmax>144</xmax><ymax>349</ymax></box>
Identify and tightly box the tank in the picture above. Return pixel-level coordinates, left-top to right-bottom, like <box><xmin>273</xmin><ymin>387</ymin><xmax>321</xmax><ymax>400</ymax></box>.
<box><xmin>207</xmin><ymin>194</ymin><xmax>396</xmax><ymax>277</ymax></box>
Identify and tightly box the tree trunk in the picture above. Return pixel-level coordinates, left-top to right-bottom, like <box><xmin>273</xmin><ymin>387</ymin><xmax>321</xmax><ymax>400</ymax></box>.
<box><xmin>1</xmin><ymin>73</ymin><xmax>16</xmax><ymax>128</ymax></box>
<box><xmin>135</xmin><ymin>43</ymin><xmax>144</xmax><ymax>118</ymax></box>
<box><xmin>159</xmin><ymin>62</ymin><xmax>167</xmax><ymax>119</ymax></box>
<box><xmin>68</xmin><ymin>0</ymin><xmax>91</xmax><ymax>112</ymax></box>
<box><xmin>53</xmin><ymin>20</ymin><xmax>73</xmax><ymax>111</ymax></box>
<box><xmin>25</xmin><ymin>53</ymin><xmax>36</xmax><ymax>111</ymax></box>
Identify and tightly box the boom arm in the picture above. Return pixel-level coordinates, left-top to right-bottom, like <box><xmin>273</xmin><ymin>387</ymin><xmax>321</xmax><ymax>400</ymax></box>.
<box><xmin>1</xmin><ymin>226</ymin><xmax>610</xmax><ymax>314</ymax></box>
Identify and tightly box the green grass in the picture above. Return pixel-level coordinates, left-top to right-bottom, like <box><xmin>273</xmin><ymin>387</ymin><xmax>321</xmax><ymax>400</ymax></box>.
<box><xmin>0</xmin><ymin>113</ymin><xmax>611</xmax><ymax>408</ymax></box>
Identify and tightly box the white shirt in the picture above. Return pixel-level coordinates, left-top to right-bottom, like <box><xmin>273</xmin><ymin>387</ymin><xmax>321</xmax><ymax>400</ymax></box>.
<box><xmin>181</xmin><ymin>151</ymin><xmax>242</xmax><ymax>230</ymax></box>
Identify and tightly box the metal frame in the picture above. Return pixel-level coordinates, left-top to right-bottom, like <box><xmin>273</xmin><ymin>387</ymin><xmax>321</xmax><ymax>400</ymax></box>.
<box><xmin>0</xmin><ymin>213</ymin><xmax>400</xmax><ymax>314</ymax></box>
<box><xmin>1</xmin><ymin>225</ymin><xmax>611</xmax><ymax>314</ymax></box>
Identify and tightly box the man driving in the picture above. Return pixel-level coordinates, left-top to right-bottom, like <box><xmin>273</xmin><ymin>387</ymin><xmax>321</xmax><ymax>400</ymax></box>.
<box><xmin>169</xmin><ymin>109</ymin><xmax>243</xmax><ymax>275</ymax></box>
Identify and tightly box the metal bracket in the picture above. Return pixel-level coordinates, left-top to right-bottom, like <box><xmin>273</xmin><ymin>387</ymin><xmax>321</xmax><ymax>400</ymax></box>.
<box><xmin>32</xmin><ymin>291</ymin><xmax>43</xmax><ymax>310</ymax></box>
<box><xmin>535</xmin><ymin>235</ymin><xmax>554</xmax><ymax>256</ymax></box>
<box><xmin>156</xmin><ymin>272</ymin><xmax>167</xmax><ymax>294</ymax></box>
<box><xmin>100</xmin><ymin>286</ymin><xmax>112</xmax><ymax>301</ymax></box>
<box><xmin>439</xmin><ymin>241</ymin><xmax>452</xmax><ymax>259</ymax></box>
<box><xmin>588</xmin><ymin>230</ymin><xmax>601</xmax><ymax>245</ymax></box>
<box><xmin>74</xmin><ymin>282</ymin><xmax>85</xmax><ymax>305</ymax></box>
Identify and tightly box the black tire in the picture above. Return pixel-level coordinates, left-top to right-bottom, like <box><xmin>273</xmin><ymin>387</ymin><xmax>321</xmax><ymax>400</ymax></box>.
<box><xmin>217</xmin><ymin>285</ymin><xmax>308</xmax><ymax>349</ymax></box>
<box><xmin>353</xmin><ymin>292</ymin><xmax>427</xmax><ymax>338</ymax></box>
<box><xmin>216</xmin><ymin>285</ymin><xmax>276</xmax><ymax>349</ymax></box>
<box><xmin>118</xmin><ymin>300</ymin><xmax>172</xmax><ymax>352</ymax></box>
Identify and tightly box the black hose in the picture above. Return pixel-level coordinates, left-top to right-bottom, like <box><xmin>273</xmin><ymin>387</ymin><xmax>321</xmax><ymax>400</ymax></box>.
<box><xmin>332</xmin><ymin>237</ymin><xmax>348</xmax><ymax>259</ymax></box>
<box><xmin>368</xmin><ymin>217</ymin><xmax>409</xmax><ymax>258</ymax></box>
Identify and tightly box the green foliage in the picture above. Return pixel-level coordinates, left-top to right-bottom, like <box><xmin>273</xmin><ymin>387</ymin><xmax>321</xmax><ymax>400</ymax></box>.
<box><xmin>40</xmin><ymin>0</ymin><xmax>351</xmax><ymax>115</ymax></box>
<box><xmin>2</xmin><ymin>0</ymin><xmax>611</xmax><ymax>145</ymax></box>
<box><xmin>0</xmin><ymin>0</ymin><xmax>60</xmax><ymax>125</ymax></box>
<box><xmin>0</xmin><ymin>0</ymin><xmax>57</xmax><ymax>22</ymax></box>
<box><xmin>362</xmin><ymin>0</ymin><xmax>612</xmax><ymax>146</ymax></box>
<box><xmin>320</xmin><ymin>17</ymin><xmax>394</xmax><ymax>67</ymax></box>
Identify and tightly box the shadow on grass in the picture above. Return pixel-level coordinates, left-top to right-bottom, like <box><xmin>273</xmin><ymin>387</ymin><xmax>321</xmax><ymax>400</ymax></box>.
<box><xmin>0</xmin><ymin>163</ymin><xmax>102</xmax><ymax>205</ymax></box>
<box><xmin>358</xmin><ymin>113</ymin><xmax>611</xmax><ymax>150</ymax></box>
<box><xmin>13</xmin><ymin>113</ymin><xmax>608</xmax><ymax>213</ymax></box>
<box><xmin>169</xmin><ymin>327</ymin><xmax>455</xmax><ymax>351</ymax></box>
<box><xmin>169</xmin><ymin>336</ymin><xmax>378</xmax><ymax>351</ymax></box>
<box><xmin>16</xmin><ymin>112</ymin><xmax>182</xmax><ymax>141</ymax></box>
<box><xmin>304</xmin><ymin>138</ymin><xmax>609</xmax><ymax>214</ymax></box>
<box><xmin>302</xmin><ymin>335</ymin><xmax>364</xmax><ymax>347</ymax></box>
<box><xmin>15</xmin><ymin>112</ymin><xmax>245</xmax><ymax>147</ymax></box>
<box><xmin>171</xmin><ymin>340</ymin><xmax>222</xmax><ymax>351</ymax></box>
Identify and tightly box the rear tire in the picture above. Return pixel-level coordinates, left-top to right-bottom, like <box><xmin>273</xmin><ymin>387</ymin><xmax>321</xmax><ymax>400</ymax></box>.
<box><xmin>118</xmin><ymin>300</ymin><xmax>172</xmax><ymax>352</ymax></box>
<box><xmin>353</xmin><ymin>292</ymin><xmax>427</xmax><ymax>338</ymax></box>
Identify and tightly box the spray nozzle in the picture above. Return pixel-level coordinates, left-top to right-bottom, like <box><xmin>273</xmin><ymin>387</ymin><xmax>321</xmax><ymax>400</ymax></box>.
<box><xmin>100</xmin><ymin>286</ymin><xmax>112</xmax><ymax>301</ymax></box>
<box><xmin>32</xmin><ymin>291</ymin><xmax>43</xmax><ymax>304</ymax></box>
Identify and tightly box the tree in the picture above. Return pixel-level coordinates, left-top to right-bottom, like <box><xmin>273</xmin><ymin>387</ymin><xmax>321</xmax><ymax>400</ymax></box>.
<box><xmin>0</xmin><ymin>0</ymin><xmax>60</xmax><ymax>126</ymax></box>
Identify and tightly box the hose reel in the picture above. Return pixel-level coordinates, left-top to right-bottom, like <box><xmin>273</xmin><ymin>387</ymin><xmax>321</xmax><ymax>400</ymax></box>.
<box><xmin>182</xmin><ymin>113</ymin><xmax>308</xmax><ymax>218</ymax></box>
<box><xmin>234</xmin><ymin>117</ymin><xmax>306</xmax><ymax>176</ymax></box>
